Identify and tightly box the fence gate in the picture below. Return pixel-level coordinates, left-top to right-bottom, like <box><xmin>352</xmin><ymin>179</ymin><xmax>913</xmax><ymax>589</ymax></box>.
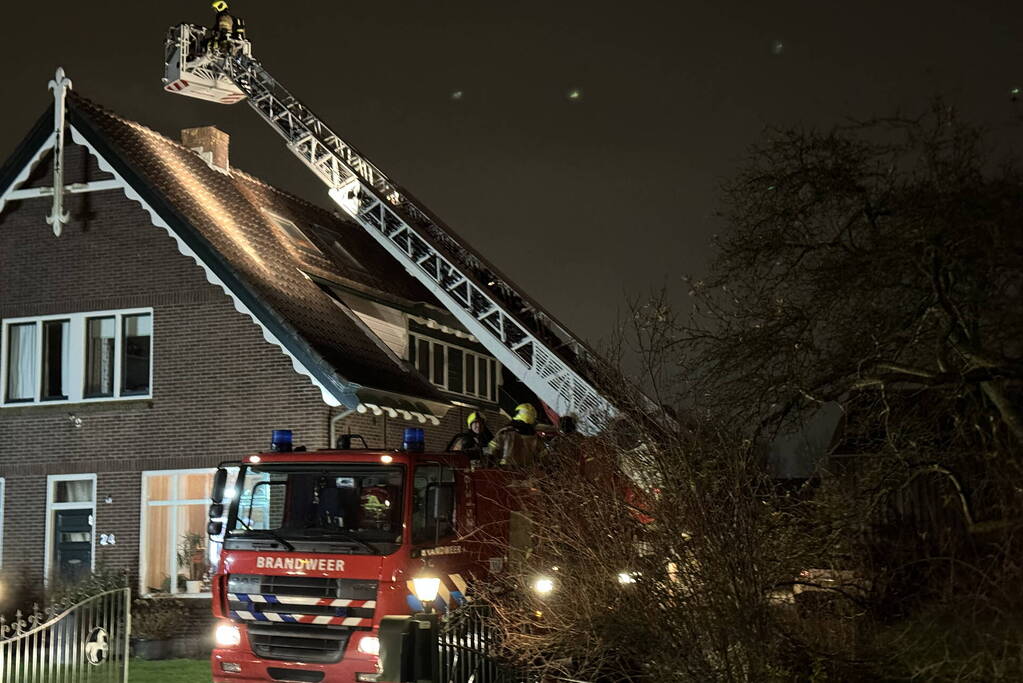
<box><xmin>437</xmin><ymin>605</ymin><xmax>530</xmax><ymax>683</ymax></box>
<box><xmin>0</xmin><ymin>587</ymin><xmax>130</xmax><ymax>682</ymax></box>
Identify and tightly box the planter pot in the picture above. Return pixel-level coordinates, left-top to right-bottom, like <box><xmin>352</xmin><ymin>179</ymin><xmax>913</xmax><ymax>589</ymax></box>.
<box><xmin>132</xmin><ymin>638</ymin><xmax>173</xmax><ymax>660</ymax></box>
<box><xmin>185</xmin><ymin>580</ymin><xmax>203</xmax><ymax>594</ymax></box>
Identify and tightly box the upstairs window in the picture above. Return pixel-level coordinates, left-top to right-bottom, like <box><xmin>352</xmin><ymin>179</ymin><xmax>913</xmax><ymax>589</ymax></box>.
<box><xmin>1</xmin><ymin>309</ymin><xmax>153</xmax><ymax>406</ymax></box>
<box><xmin>407</xmin><ymin>333</ymin><xmax>500</xmax><ymax>403</ymax></box>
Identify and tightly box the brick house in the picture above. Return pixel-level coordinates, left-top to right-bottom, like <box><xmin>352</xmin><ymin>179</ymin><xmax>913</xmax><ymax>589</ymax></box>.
<box><xmin>0</xmin><ymin>90</ymin><xmax>530</xmax><ymax>602</ymax></box>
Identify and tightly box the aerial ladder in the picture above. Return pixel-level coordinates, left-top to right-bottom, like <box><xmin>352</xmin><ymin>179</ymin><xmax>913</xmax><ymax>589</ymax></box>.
<box><xmin>163</xmin><ymin>22</ymin><xmax>619</xmax><ymax>434</ymax></box>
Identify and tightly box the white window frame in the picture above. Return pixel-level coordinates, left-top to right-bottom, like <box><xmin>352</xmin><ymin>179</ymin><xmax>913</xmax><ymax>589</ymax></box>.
<box><xmin>408</xmin><ymin>333</ymin><xmax>501</xmax><ymax>402</ymax></box>
<box><xmin>0</xmin><ymin>477</ymin><xmax>5</xmax><ymax>568</ymax></box>
<box><xmin>44</xmin><ymin>473</ymin><xmax>97</xmax><ymax>585</ymax></box>
<box><xmin>0</xmin><ymin>308</ymin><xmax>154</xmax><ymax>407</ymax></box>
<box><xmin>140</xmin><ymin>468</ymin><xmax>241</xmax><ymax>598</ymax></box>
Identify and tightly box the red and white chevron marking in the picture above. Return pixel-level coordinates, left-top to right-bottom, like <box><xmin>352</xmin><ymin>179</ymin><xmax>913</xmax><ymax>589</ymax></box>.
<box><xmin>228</xmin><ymin>593</ymin><xmax>375</xmax><ymax>608</ymax></box>
<box><xmin>232</xmin><ymin>610</ymin><xmax>372</xmax><ymax>627</ymax></box>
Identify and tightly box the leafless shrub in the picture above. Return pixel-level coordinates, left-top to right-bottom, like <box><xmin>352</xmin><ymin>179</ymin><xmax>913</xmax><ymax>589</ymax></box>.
<box><xmin>477</xmin><ymin>103</ymin><xmax>1022</xmax><ymax>681</ymax></box>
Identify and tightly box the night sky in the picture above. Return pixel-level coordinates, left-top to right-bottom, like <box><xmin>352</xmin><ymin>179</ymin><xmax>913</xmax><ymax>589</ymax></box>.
<box><xmin>2</xmin><ymin>2</ymin><xmax>1021</xmax><ymax>345</ymax></box>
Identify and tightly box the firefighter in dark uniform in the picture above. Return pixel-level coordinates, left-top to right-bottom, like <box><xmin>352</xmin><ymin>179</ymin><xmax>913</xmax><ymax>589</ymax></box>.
<box><xmin>446</xmin><ymin>411</ymin><xmax>493</xmax><ymax>460</ymax></box>
<box><xmin>485</xmin><ymin>403</ymin><xmax>542</xmax><ymax>469</ymax></box>
<box><xmin>210</xmin><ymin>1</ymin><xmax>244</xmax><ymax>52</ymax></box>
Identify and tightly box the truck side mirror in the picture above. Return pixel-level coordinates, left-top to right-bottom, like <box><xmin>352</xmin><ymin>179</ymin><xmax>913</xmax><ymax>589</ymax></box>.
<box><xmin>425</xmin><ymin>483</ymin><xmax>455</xmax><ymax>539</ymax></box>
<box><xmin>209</xmin><ymin>502</ymin><xmax>224</xmax><ymax>519</ymax></box>
<box><xmin>211</xmin><ymin>468</ymin><xmax>228</xmax><ymax>503</ymax></box>
<box><xmin>208</xmin><ymin>520</ymin><xmax>224</xmax><ymax>537</ymax></box>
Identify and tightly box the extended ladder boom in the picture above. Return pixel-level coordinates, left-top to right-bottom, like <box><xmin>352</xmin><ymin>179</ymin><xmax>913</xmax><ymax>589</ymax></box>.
<box><xmin>164</xmin><ymin>24</ymin><xmax>617</xmax><ymax>434</ymax></box>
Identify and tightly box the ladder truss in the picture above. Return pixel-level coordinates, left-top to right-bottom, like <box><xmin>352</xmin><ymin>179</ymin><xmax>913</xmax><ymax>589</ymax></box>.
<box><xmin>165</xmin><ymin>25</ymin><xmax>617</xmax><ymax>434</ymax></box>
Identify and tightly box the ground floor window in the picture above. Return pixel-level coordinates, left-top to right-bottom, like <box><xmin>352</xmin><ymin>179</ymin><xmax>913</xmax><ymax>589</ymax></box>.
<box><xmin>140</xmin><ymin>468</ymin><xmax>264</xmax><ymax>597</ymax></box>
<box><xmin>141</xmin><ymin>470</ymin><xmax>215</xmax><ymax>596</ymax></box>
<box><xmin>45</xmin><ymin>474</ymin><xmax>96</xmax><ymax>583</ymax></box>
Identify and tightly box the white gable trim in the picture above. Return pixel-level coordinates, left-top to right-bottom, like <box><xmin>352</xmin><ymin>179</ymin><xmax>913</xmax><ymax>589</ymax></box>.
<box><xmin>0</xmin><ymin>124</ymin><xmax>342</xmax><ymax>407</ymax></box>
<box><xmin>0</xmin><ymin>132</ymin><xmax>56</xmax><ymax>215</ymax></box>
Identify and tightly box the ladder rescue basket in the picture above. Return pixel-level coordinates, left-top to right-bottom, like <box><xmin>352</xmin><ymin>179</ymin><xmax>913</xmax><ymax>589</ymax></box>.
<box><xmin>163</xmin><ymin>24</ymin><xmax>247</xmax><ymax>105</ymax></box>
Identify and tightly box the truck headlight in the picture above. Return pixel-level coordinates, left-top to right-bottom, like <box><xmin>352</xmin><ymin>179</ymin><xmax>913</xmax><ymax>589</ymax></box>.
<box><xmin>216</xmin><ymin>623</ymin><xmax>242</xmax><ymax>647</ymax></box>
<box><xmin>227</xmin><ymin>574</ymin><xmax>261</xmax><ymax>595</ymax></box>
<box><xmin>356</xmin><ymin>635</ymin><xmax>380</xmax><ymax>655</ymax></box>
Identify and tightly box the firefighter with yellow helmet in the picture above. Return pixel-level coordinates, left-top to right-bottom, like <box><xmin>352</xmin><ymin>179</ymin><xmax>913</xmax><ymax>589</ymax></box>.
<box><xmin>446</xmin><ymin>410</ymin><xmax>492</xmax><ymax>459</ymax></box>
<box><xmin>210</xmin><ymin>1</ymin><xmax>245</xmax><ymax>52</ymax></box>
<box><xmin>485</xmin><ymin>403</ymin><xmax>542</xmax><ymax>468</ymax></box>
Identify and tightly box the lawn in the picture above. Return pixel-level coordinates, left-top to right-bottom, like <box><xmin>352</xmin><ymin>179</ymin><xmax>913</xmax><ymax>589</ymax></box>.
<box><xmin>129</xmin><ymin>658</ymin><xmax>212</xmax><ymax>682</ymax></box>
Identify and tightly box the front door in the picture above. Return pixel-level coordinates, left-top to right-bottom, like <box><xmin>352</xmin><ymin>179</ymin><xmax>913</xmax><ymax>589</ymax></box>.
<box><xmin>55</xmin><ymin>508</ymin><xmax>92</xmax><ymax>580</ymax></box>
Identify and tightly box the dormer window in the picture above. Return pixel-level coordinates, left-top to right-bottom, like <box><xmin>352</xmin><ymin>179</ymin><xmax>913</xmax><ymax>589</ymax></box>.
<box><xmin>407</xmin><ymin>333</ymin><xmax>500</xmax><ymax>403</ymax></box>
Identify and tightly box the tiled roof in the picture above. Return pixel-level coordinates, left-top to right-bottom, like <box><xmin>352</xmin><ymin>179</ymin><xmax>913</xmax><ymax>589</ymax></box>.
<box><xmin>64</xmin><ymin>92</ymin><xmax>445</xmax><ymax>405</ymax></box>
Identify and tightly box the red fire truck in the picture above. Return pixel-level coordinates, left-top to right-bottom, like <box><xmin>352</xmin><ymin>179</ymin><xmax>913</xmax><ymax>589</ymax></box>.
<box><xmin>207</xmin><ymin>430</ymin><xmax>515</xmax><ymax>682</ymax></box>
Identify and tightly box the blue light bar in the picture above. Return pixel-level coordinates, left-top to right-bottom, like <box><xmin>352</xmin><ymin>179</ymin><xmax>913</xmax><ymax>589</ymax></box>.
<box><xmin>271</xmin><ymin>429</ymin><xmax>293</xmax><ymax>452</ymax></box>
<box><xmin>402</xmin><ymin>427</ymin><xmax>425</xmax><ymax>453</ymax></box>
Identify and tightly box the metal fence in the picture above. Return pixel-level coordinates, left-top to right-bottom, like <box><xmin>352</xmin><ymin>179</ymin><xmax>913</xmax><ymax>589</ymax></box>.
<box><xmin>437</xmin><ymin>605</ymin><xmax>531</xmax><ymax>683</ymax></box>
<box><xmin>0</xmin><ymin>587</ymin><xmax>130</xmax><ymax>683</ymax></box>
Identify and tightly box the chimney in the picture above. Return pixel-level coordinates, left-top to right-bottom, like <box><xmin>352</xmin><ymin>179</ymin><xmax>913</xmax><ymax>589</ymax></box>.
<box><xmin>181</xmin><ymin>126</ymin><xmax>230</xmax><ymax>171</ymax></box>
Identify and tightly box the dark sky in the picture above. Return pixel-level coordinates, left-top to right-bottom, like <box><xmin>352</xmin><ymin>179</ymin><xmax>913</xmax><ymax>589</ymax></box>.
<box><xmin>2</xmin><ymin>2</ymin><xmax>1021</xmax><ymax>345</ymax></box>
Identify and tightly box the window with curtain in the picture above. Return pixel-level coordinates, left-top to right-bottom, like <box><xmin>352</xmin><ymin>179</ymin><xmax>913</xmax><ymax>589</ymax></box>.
<box><xmin>141</xmin><ymin>469</ymin><xmax>264</xmax><ymax>596</ymax></box>
<box><xmin>142</xmin><ymin>470</ymin><xmax>215</xmax><ymax>595</ymax></box>
<box><xmin>84</xmin><ymin>317</ymin><xmax>115</xmax><ymax>398</ymax></box>
<box><xmin>5</xmin><ymin>323</ymin><xmax>36</xmax><ymax>402</ymax></box>
<box><xmin>1</xmin><ymin>309</ymin><xmax>152</xmax><ymax>406</ymax></box>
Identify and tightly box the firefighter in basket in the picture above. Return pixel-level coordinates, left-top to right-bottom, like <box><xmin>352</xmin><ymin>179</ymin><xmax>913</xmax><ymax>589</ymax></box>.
<box><xmin>210</xmin><ymin>1</ymin><xmax>245</xmax><ymax>53</ymax></box>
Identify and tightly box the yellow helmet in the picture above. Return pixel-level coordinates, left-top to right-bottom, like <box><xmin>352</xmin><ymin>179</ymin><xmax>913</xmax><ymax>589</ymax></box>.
<box><xmin>467</xmin><ymin>411</ymin><xmax>482</xmax><ymax>428</ymax></box>
<box><xmin>212</xmin><ymin>1</ymin><xmax>229</xmax><ymax>11</ymax></box>
<box><xmin>513</xmin><ymin>403</ymin><xmax>537</xmax><ymax>425</ymax></box>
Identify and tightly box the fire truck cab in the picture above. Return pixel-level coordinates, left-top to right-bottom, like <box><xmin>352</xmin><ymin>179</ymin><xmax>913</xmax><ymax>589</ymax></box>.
<box><xmin>208</xmin><ymin>433</ymin><xmax>514</xmax><ymax>682</ymax></box>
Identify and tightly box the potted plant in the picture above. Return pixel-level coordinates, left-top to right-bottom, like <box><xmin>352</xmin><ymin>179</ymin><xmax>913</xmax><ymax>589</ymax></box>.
<box><xmin>131</xmin><ymin>597</ymin><xmax>189</xmax><ymax>660</ymax></box>
<box><xmin>176</xmin><ymin>532</ymin><xmax>207</xmax><ymax>594</ymax></box>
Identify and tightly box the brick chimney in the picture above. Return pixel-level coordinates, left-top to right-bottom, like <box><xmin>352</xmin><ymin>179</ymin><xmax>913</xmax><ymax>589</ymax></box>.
<box><xmin>181</xmin><ymin>126</ymin><xmax>230</xmax><ymax>171</ymax></box>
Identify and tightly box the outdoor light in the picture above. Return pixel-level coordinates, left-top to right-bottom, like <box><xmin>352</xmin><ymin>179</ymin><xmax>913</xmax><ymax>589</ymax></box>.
<box><xmin>356</xmin><ymin>635</ymin><xmax>380</xmax><ymax>655</ymax></box>
<box><xmin>380</xmin><ymin>454</ymin><xmax>393</xmax><ymax>464</ymax></box>
<box><xmin>532</xmin><ymin>576</ymin><xmax>555</xmax><ymax>596</ymax></box>
<box><xmin>220</xmin><ymin>662</ymin><xmax>242</xmax><ymax>673</ymax></box>
<box><xmin>215</xmin><ymin>623</ymin><xmax>242</xmax><ymax>647</ymax></box>
<box><xmin>412</xmin><ymin>575</ymin><xmax>441</xmax><ymax>607</ymax></box>
<box><xmin>249</xmin><ymin>455</ymin><xmax>261</xmax><ymax>464</ymax></box>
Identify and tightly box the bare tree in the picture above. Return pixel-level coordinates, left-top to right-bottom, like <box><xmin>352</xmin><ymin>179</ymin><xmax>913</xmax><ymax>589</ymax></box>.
<box><xmin>478</xmin><ymin>104</ymin><xmax>1023</xmax><ymax>682</ymax></box>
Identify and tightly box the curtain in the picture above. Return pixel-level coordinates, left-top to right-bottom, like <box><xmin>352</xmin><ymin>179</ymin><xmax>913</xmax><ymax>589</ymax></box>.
<box><xmin>7</xmin><ymin>323</ymin><xmax>36</xmax><ymax>401</ymax></box>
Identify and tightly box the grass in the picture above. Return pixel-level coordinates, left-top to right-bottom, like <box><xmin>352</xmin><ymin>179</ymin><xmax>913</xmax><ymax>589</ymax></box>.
<box><xmin>129</xmin><ymin>658</ymin><xmax>212</xmax><ymax>682</ymax></box>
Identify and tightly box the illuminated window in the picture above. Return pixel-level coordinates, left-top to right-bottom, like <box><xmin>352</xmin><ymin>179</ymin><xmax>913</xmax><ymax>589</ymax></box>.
<box><xmin>141</xmin><ymin>470</ymin><xmax>218</xmax><ymax>596</ymax></box>
<box><xmin>140</xmin><ymin>468</ymin><xmax>259</xmax><ymax>596</ymax></box>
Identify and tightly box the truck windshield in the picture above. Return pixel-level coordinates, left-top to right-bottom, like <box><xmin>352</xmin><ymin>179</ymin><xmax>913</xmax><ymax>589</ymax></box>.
<box><xmin>227</xmin><ymin>464</ymin><xmax>404</xmax><ymax>551</ymax></box>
